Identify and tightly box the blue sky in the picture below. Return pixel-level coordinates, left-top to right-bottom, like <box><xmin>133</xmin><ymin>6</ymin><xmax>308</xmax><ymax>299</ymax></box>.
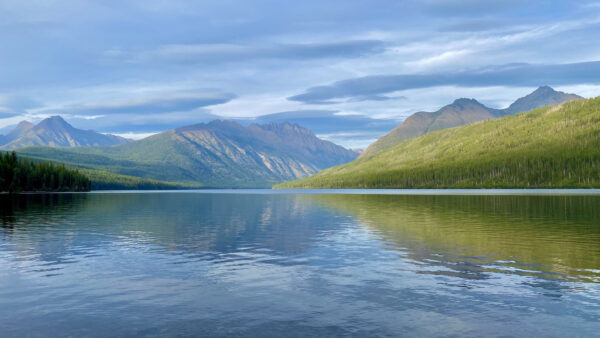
<box><xmin>1</xmin><ymin>0</ymin><xmax>600</xmax><ymax>148</ymax></box>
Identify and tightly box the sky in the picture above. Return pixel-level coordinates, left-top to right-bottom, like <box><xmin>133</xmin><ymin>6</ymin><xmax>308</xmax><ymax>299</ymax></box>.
<box><xmin>1</xmin><ymin>0</ymin><xmax>600</xmax><ymax>148</ymax></box>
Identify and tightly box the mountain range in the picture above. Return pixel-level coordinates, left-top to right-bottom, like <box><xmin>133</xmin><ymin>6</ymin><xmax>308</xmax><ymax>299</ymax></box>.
<box><xmin>0</xmin><ymin>116</ymin><xmax>128</xmax><ymax>150</ymax></box>
<box><xmin>360</xmin><ymin>86</ymin><xmax>582</xmax><ymax>158</ymax></box>
<box><xmin>276</xmin><ymin>97</ymin><xmax>600</xmax><ymax>189</ymax></box>
<box><xmin>17</xmin><ymin>120</ymin><xmax>358</xmax><ymax>188</ymax></box>
<box><xmin>1</xmin><ymin>85</ymin><xmax>588</xmax><ymax>189</ymax></box>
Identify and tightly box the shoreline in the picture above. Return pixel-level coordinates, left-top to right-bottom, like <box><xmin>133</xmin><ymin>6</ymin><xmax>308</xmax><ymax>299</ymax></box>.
<box><xmin>32</xmin><ymin>188</ymin><xmax>600</xmax><ymax>196</ymax></box>
<box><xmin>4</xmin><ymin>188</ymin><xmax>600</xmax><ymax>196</ymax></box>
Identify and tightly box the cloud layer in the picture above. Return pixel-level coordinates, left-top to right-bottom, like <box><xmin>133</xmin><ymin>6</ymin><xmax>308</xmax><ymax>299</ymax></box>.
<box><xmin>59</xmin><ymin>92</ymin><xmax>236</xmax><ymax>115</ymax></box>
<box><xmin>289</xmin><ymin>62</ymin><xmax>600</xmax><ymax>104</ymax></box>
<box><xmin>0</xmin><ymin>0</ymin><xmax>599</xmax><ymax>148</ymax></box>
<box><xmin>130</xmin><ymin>40</ymin><xmax>386</xmax><ymax>64</ymax></box>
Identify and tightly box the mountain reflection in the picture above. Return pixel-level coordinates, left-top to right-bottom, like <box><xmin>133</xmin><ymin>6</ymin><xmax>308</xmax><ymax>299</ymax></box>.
<box><xmin>310</xmin><ymin>194</ymin><xmax>600</xmax><ymax>283</ymax></box>
<box><xmin>1</xmin><ymin>192</ymin><xmax>599</xmax><ymax>285</ymax></box>
<box><xmin>0</xmin><ymin>193</ymin><xmax>347</xmax><ymax>264</ymax></box>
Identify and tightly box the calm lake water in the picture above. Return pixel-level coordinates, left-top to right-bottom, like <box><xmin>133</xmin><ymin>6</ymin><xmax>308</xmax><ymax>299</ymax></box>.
<box><xmin>1</xmin><ymin>190</ymin><xmax>599</xmax><ymax>337</ymax></box>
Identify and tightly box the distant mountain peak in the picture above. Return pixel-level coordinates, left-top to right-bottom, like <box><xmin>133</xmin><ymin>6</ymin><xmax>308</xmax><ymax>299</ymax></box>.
<box><xmin>176</xmin><ymin>119</ymin><xmax>245</xmax><ymax>133</ymax></box>
<box><xmin>504</xmin><ymin>86</ymin><xmax>582</xmax><ymax>115</ymax></box>
<box><xmin>452</xmin><ymin>98</ymin><xmax>479</xmax><ymax>105</ymax></box>
<box><xmin>207</xmin><ymin>119</ymin><xmax>240</xmax><ymax>127</ymax></box>
<box><xmin>48</xmin><ymin>115</ymin><xmax>66</xmax><ymax>121</ymax></box>
<box><xmin>258</xmin><ymin>121</ymin><xmax>311</xmax><ymax>133</ymax></box>
<box><xmin>1</xmin><ymin>120</ymin><xmax>35</xmax><ymax>144</ymax></box>
<box><xmin>449</xmin><ymin>98</ymin><xmax>486</xmax><ymax>108</ymax></box>
<box><xmin>16</xmin><ymin>120</ymin><xmax>34</xmax><ymax>130</ymax></box>
<box><xmin>535</xmin><ymin>85</ymin><xmax>554</xmax><ymax>92</ymax></box>
<box><xmin>27</xmin><ymin>118</ymin><xmax>358</xmax><ymax>188</ymax></box>
<box><xmin>360</xmin><ymin>85</ymin><xmax>582</xmax><ymax>158</ymax></box>
<box><xmin>37</xmin><ymin>115</ymin><xmax>72</xmax><ymax>129</ymax></box>
<box><xmin>0</xmin><ymin>115</ymin><xmax>128</xmax><ymax>150</ymax></box>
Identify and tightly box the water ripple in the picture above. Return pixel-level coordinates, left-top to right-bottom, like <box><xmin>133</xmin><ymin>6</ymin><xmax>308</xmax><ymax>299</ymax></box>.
<box><xmin>0</xmin><ymin>192</ymin><xmax>599</xmax><ymax>337</ymax></box>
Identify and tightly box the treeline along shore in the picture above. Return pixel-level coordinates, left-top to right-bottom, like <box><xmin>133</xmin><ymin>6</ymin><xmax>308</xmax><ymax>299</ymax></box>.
<box><xmin>0</xmin><ymin>151</ymin><xmax>91</xmax><ymax>193</ymax></box>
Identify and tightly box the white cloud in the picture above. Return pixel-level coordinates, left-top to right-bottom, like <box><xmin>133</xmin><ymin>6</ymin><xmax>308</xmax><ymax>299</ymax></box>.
<box><xmin>553</xmin><ymin>84</ymin><xmax>600</xmax><ymax>98</ymax></box>
<box><xmin>317</xmin><ymin>132</ymin><xmax>382</xmax><ymax>149</ymax></box>
<box><xmin>0</xmin><ymin>115</ymin><xmax>28</xmax><ymax>129</ymax></box>
<box><xmin>111</xmin><ymin>132</ymin><xmax>158</xmax><ymax>140</ymax></box>
<box><xmin>404</xmin><ymin>49</ymin><xmax>472</xmax><ymax>71</ymax></box>
<box><xmin>210</xmin><ymin>94</ymin><xmax>305</xmax><ymax>118</ymax></box>
<box><xmin>1</xmin><ymin>0</ymin><xmax>599</xmax><ymax>137</ymax></box>
<box><xmin>581</xmin><ymin>2</ymin><xmax>600</xmax><ymax>8</ymax></box>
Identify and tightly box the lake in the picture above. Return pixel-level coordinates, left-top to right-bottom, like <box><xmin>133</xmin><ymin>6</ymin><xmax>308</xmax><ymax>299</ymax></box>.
<box><xmin>1</xmin><ymin>190</ymin><xmax>599</xmax><ymax>337</ymax></box>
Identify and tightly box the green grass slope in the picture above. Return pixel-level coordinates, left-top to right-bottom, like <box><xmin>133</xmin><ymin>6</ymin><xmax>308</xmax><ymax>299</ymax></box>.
<box><xmin>275</xmin><ymin>98</ymin><xmax>600</xmax><ymax>189</ymax></box>
<box><xmin>359</xmin><ymin>86</ymin><xmax>582</xmax><ymax>159</ymax></box>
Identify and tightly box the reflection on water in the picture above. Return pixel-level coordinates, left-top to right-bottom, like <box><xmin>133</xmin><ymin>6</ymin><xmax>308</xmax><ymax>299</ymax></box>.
<box><xmin>313</xmin><ymin>194</ymin><xmax>600</xmax><ymax>284</ymax></box>
<box><xmin>0</xmin><ymin>192</ymin><xmax>599</xmax><ymax>337</ymax></box>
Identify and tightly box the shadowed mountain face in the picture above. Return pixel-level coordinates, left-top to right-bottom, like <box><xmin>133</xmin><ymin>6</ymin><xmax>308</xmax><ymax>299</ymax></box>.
<box><xmin>360</xmin><ymin>86</ymin><xmax>582</xmax><ymax>158</ymax></box>
<box><xmin>17</xmin><ymin>120</ymin><xmax>358</xmax><ymax>188</ymax></box>
<box><xmin>0</xmin><ymin>116</ymin><xmax>128</xmax><ymax>150</ymax></box>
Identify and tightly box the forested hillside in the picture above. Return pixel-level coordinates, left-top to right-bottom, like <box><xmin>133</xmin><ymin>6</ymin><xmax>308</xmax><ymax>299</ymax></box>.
<box><xmin>80</xmin><ymin>169</ymin><xmax>198</xmax><ymax>190</ymax></box>
<box><xmin>0</xmin><ymin>151</ymin><xmax>90</xmax><ymax>192</ymax></box>
<box><xmin>359</xmin><ymin>86</ymin><xmax>582</xmax><ymax>158</ymax></box>
<box><xmin>276</xmin><ymin>98</ymin><xmax>600</xmax><ymax>189</ymax></box>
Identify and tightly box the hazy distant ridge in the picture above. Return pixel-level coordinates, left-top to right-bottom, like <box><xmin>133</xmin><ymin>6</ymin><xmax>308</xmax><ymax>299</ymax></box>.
<box><xmin>0</xmin><ymin>116</ymin><xmax>128</xmax><ymax>150</ymax></box>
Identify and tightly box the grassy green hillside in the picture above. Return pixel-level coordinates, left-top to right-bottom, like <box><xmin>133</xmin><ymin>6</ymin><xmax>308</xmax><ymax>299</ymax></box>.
<box><xmin>359</xmin><ymin>86</ymin><xmax>581</xmax><ymax>158</ymax></box>
<box><xmin>359</xmin><ymin>99</ymin><xmax>499</xmax><ymax>158</ymax></box>
<box><xmin>276</xmin><ymin>98</ymin><xmax>600</xmax><ymax>189</ymax></box>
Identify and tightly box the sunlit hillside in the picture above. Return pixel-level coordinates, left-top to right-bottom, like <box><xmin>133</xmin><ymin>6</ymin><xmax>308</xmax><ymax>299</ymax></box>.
<box><xmin>276</xmin><ymin>98</ymin><xmax>600</xmax><ymax>189</ymax></box>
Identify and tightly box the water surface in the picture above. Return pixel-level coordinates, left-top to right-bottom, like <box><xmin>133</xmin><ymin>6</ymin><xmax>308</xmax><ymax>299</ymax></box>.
<box><xmin>1</xmin><ymin>191</ymin><xmax>599</xmax><ymax>337</ymax></box>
